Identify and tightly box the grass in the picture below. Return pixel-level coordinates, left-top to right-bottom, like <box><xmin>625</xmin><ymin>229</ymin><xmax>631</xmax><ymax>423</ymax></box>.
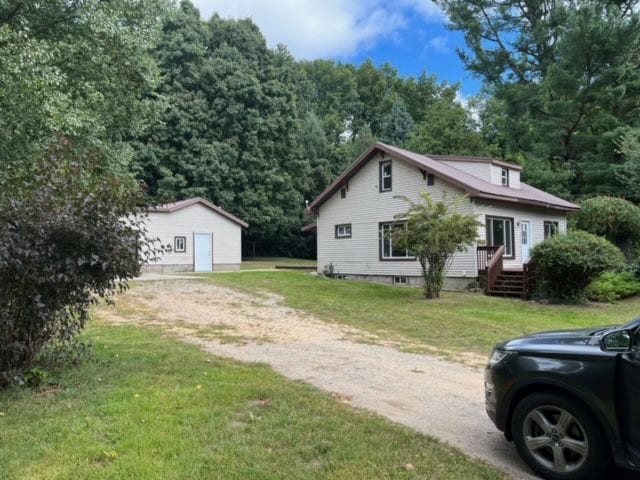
<box><xmin>0</xmin><ymin>323</ymin><xmax>503</xmax><ymax>480</ymax></box>
<box><xmin>241</xmin><ymin>257</ymin><xmax>316</xmax><ymax>271</ymax></box>
<box><xmin>208</xmin><ymin>271</ymin><xmax>640</xmax><ymax>358</ymax></box>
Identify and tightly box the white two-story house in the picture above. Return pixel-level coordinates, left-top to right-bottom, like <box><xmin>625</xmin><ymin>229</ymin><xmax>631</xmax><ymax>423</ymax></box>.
<box><xmin>305</xmin><ymin>142</ymin><xmax>580</xmax><ymax>296</ymax></box>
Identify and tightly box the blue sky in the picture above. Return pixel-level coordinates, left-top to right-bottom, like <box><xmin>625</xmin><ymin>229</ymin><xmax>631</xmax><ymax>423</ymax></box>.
<box><xmin>191</xmin><ymin>0</ymin><xmax>483</xmax><ymax>97</ymax></box>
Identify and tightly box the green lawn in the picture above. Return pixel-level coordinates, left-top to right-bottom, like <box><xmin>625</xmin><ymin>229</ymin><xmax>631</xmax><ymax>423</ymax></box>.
<box><xmin>241</xmin><ymin>257</ymin><xmax>316</xmax><ymax>271</ymax></box>
<box><xmin>208</xmin><ymin>271</ymin><xmax>640</xmax><ymax>358</ymax></box>
<box><xmin>0</xmin><ymin>323</ymin><xmax>502</xmax><ymax>480</ymax></box>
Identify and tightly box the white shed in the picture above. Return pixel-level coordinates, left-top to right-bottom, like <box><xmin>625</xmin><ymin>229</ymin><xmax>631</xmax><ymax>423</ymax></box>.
<box><xmin>142</xmin><ymin>197</ymin><xmax>248</xmax><ymax>273</ymax></box>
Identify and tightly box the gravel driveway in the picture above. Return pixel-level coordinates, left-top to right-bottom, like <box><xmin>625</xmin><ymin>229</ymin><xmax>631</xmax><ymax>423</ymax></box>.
<box><xmin>99</xmin><ymin>278</ymin><xmax>537</xmax><ymax>479</ymax></box>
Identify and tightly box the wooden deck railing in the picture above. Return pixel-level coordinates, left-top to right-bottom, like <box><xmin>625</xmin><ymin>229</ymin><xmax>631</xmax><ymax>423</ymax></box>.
<box><xmin>477</xmin><ymin>245</ymin><xmax>501</xmax><ymax>274</ymax></box>
<box><xmin>484</xmin><ymin>245</ymin><xmax>505</xmax><ymax>295</ymax></box>
<box><xmin>522</xmin><ymin>259</ymin><xmax>539</xmax><ymax>300</ymax></box>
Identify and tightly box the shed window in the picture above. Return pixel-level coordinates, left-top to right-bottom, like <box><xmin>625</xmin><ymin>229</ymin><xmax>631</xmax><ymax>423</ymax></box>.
<box><xmin>174</xmin><ymin>236</ymin><xmax>186</xmax><ymax>253</ymax></box>
<box><xmin>544</xmin><ymin>221</ymin><xmax>559</xmax><ymax>239</ymax></box>
<box><xmin>340</xmin><ymin>187</ymin><xmax>347</xmax><ymax>199</ymax></box>
<box><xmin>380</xmin><ymin>161</ymin><xmax>392</xmax><ymax>192</ymax></box>
<box><xmin>335</xmin><ymin>224</ymin><xmax>352</xmax><ymax>238</ymax></box>
<box><xmin>501</xmin><ymin>168</ymin><xmax>510</xmax><ymax>186</ymax></box>
<box><xmin>486</xmin><ymin>216</ymin><xmax>514</xmax><ymax>258</ymax></box>
<box><xmin>427</xmin><ymin>173</ymin><xmax>435</xmax><ymax>186</ymax></box>
<box><xmin>380</xmin><ymin>222</ymin><xmax>413</xmax><ymax>260</ymax></box>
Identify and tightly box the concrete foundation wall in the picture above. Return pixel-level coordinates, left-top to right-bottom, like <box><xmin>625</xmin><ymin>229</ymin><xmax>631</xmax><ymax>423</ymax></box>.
<box><xmin>336</xmin><ymin>273</ymin><xmax>479</xmax><ymax>291</ymax></box>
<box><xmin>142</xmin><ymin>263</ymin><xmax>241</xmax><ymax>273</ymax></box>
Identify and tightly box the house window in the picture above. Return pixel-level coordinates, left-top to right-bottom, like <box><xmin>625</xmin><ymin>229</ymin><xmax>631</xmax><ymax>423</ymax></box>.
<box><xmin>174</xmin><ymin>236</ymin><xmax>186</xmax><ymax>253</ymax></box>
<box><xmin>380</xmin><ymin>222</ymin><xmax>413</xmax><ymax>260</ymax></box>
<box><xmin>380</xmin><ymin>160</ymin><xmax>392</xmax><ymax>192</ymax></box>
<box><xmin>393</xmin><ymin>276</ymin><xmax>408</xmax><ymax>285</ymax></box>
<box><xmin>486</xmin><ymin>216</ymin><xmax>514</xmax><ymax>258</ymax></box>
<box><xmin>335</xmin><ymin>224</ymin><xmax>352</xmax><ymax>238</ymax></box>
<box><xmin>427</xmin><ymin>174</ymin><xmax>435</xmax><ymax>186</ymax></box>
<box><xmin>340</xmin><ymin>187</ymin><xmax>347</xmax><ymax>199</ymax></box>
<box><xmin>501</xmin><ymin>168</ymin><xmax>510</xmax><ymax>186</ymax></box>
<box><xmin>544</xmin><ymin>221</ymin><xmax>559</xmax><ymax>239</ymax></box>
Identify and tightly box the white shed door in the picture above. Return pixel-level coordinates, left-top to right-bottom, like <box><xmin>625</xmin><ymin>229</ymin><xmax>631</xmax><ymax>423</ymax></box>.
<box><xmin>194</xmin><ymin>233</ymin><xmax>212</xmax><ymax>272</ymax></box>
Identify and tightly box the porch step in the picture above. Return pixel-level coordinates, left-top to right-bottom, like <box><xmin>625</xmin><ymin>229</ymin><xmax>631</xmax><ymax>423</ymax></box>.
<box><xmin>488</xmin><ymin>271</ymin><xmax>525</xmax><ymax>298</ymax></box>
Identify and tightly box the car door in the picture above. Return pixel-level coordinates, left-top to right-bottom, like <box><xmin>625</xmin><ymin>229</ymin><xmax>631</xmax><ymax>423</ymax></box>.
<box><xmin>619</xmin><ymin>327</ymin><xmax>640</xmax><ymax>463</ymax></box>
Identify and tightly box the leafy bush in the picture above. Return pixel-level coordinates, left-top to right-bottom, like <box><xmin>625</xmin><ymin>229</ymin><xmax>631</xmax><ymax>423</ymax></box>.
<box><xmin>573</xmin><ymin>196</ymin><xmax>640</xmax><ymax>260</ymax></box>
<box><xmin>0</xmin><ymin>142</ymin><xmax>159</xmax><ymax>386</ymax></box>
<box><xmin>531</xmin><ymin>231</ymin><xmax>626</xmax><ymax>301</ymax></box>
<box><xmin>393</xmin><ymin>193</ymin><xmax>479</xmax><ymax>299</ymax></box>
<box><xmin>586</xmin><ymin>272</ymin><xmax>640</xmax><ymax>303</ymax></box>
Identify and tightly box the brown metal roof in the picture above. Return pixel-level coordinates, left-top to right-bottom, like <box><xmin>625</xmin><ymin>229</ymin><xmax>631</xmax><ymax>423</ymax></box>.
<box><xmin>307</xmin><ymin>142</ymin><xmax>579</xmax><ymax>213</ymax></box>
<box><xmin>148</xmin><ymin>197</ymin><xmax>249</xmax><ymax>228</ymax></box>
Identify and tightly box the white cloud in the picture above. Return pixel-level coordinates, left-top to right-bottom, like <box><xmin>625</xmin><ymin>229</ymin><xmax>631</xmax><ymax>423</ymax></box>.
<box><xmin>398</xmin><ymin>0</ymin><xmax>442</xmax><ymax>21</ymax></box>
<box><xmin>190</xmin><ymin>0</ymin><xmax>442</xmax><ymax>59</ymax></box>
<box><xmin>427</xmin><ymin>35</ymin><xmax>448</xmax><ymax>53</ymax></box>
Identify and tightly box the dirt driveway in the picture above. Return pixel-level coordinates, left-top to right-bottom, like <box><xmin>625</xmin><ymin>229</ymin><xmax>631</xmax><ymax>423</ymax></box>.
<box><xmin>98</xmin><ymin>278</ymin><xmax>536</xmax><ymax>479</ymax></box>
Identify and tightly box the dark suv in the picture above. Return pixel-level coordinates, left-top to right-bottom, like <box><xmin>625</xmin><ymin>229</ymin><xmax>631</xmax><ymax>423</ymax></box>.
<box><xmin>485</xmin><ymin>319</ymin><xmax>640</xmax><ymax>480</ymax></box>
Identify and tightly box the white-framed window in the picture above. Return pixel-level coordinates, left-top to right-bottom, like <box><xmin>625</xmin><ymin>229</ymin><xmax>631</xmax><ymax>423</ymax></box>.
<box><xmin>380</xmin><ymin>222</ymin><xmax>413</xmax><ymax>260</ymax></box>
<box><xmin>393</xmin><ymin>276</ymin><xmax>408</xmax><ymax>285</ymax></box>
<box><xmin>486</xmin><ymin>216</ymin><xmax>514</xmax><ymax>258</ymax></box>
<box><xmin>335</xmin><ymin>224</ymin><xmax>352</xmax><ymax>238</ymax></box>
<box><xmin>380</xmin><ymin>160</ymin><xmax>392</xmax><ymax>192</ymax></box>
<box><xmin>544</xmin><ymin>221</ymin><xmax>559</xmax><ymax>239</ymax></box>
<box><xmin>501</xmin><ymin>168</ymin><xmax>510</xmax><ymax>186</ymax></box>
<box><xmin>174</xmin><ymin>236</ymin><xmax>186</xmax><ymax>253</ymax></box>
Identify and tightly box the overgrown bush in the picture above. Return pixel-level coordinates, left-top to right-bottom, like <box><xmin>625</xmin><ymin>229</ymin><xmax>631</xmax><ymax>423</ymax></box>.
<box><xmin>0</xmin><ymin>142</ymin><xmax>159</xmax><ymax>386</ymax></box>
<box><xmin>531</xmin><ymin>231</ymin><xmax>626</xmax><ymax>301</ymax></box>
<box><xmin>573</xmin><ymin>196</ymin><xmax>640</xmax><ymax>261</ymax></box>
<box><xmin>586</xmin><ymin>272</ymin><xmax>640</xmax><ymax>303</ymax></box>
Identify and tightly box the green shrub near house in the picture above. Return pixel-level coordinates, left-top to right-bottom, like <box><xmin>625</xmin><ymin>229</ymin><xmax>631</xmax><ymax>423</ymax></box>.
<box><xmin>574</xmin><ymin>196</ymin><xmax>640</xmax><ymax>261</ymax></box>
<box><xmin>531</xmin><ymin>231</ymin><xmax>626</xmax><ymax>301</ymax></box>
<box><xmin>586</xmin><ymin>271</ymin><xmax>640</xmax><ymax>303</ymax></box>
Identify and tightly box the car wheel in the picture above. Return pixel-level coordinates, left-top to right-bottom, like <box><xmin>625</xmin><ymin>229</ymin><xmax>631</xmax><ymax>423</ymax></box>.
<box><xmin>511</xmin><ymin>392</ymin><xmax>610</xmax><ymax>480</ymax></box>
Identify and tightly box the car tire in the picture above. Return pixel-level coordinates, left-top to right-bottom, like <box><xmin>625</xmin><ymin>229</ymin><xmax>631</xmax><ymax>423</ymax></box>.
<box><xmin>511</xmin><ymin>392</ymin><xmax>611</xmax><ymax>480</ymax></box>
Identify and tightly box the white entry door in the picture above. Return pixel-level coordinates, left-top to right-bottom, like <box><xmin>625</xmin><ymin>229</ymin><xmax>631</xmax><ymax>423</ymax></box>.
<box><xmin>521</xmin><ymin>221</ymin><xmax>531</xmax><ymax>263</ymax></box>
<box><xmin>194</xmin><ymin>233</ymin><xmax>212</xmax><ymax>272</ymax></box>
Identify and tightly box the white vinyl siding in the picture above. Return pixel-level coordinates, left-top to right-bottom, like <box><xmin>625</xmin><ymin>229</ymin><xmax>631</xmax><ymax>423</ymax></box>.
<box><xmin>490</xmin><ymin>165</ymin><xmax>521</xmax><ymax>189</ymax></box>
<box><xmin>317</xmin><ymin>152</ymin><xmax>478</xmax><ymax>278</ymax></box>
<box><xmin>440</xmin><ymin>161</ymin><xmax>521</xmax><ymax>189</ymax></box>
<box><xmin>475</xmin><ymin>200</ymin><xmax>567</xmax><ymax>270</ymax></box>
<box><xmin>145</xmin><ymin>203</ymin><xmax>242</xmax><ymax>268</ymax></box>
<box><xmin>440</xmin><ymin>160</ymin><xmax>492</xmax><ymax>182</ymax></box>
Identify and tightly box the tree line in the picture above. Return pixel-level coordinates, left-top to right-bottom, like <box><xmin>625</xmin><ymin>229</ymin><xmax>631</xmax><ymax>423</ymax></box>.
<box><xmin>2</xmin><ymin>0</ymin><xmax>640</xmax><ymax>258</ymax></box>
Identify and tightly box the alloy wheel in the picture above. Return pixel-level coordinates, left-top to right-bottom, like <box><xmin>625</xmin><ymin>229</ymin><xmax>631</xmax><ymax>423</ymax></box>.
<box><xmin>523</xmin><ymin>405</ymin><xmax>589</xmax><ymax>473</ymax></box>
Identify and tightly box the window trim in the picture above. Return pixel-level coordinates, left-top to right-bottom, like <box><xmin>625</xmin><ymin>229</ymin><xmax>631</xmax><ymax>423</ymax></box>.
<box><xmin>174</xmin><ymin>236</ymin><xmax>187</xmax><ymax>253</ymax></box>
<box><xmin>379</xmin><ymin>160</ymin><xmax>392</xmax><ymax>192</ymax></box>
<box><xmin>335</xmin><ymin>223</ymin><xmax>352</xmax><ymax>239</ymax></box>
<box><xmin>501</xmin><ymin>168</ymin><xmax>510</xmax><ymax>187</ymax></box>
<box><xmin>485</xmin><ymin>216</ymin><xmax>515</xmax><ymax>259</ymax></box>
<box><xmin>544</xmin><ymin>221</ymin><xmax>559</xmax><ymax>239</ymax></box>
<box><xmin>379</xmin><ymin>221</ymin><xmax>415</xmax><ymax>261</ymax></box>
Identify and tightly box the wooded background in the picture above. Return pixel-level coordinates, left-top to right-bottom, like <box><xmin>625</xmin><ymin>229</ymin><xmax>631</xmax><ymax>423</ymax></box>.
<box><xmin>2</xmin><ymin>0</ymin><xmax>639</xmax><ymax>258</ymax></box>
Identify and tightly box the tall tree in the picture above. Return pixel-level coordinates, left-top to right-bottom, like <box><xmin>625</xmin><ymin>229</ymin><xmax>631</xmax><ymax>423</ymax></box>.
<box><xmin>408</xmin><ymin>93</ymin><xmax>490</xmax><ymax>155</ymax></box>
<box><xmin>438</xmin><ymin>0</ymin><xmax>640</xmax><ymax>196</ymax></box>
<box><xmin>0</xmin><ymin>0</ymin><xmax>168</xmax><ymax>195</ymax></box>
<box><xmin>133</xmin><ymin>2</ymin><xmax>312</xmax><ymax>256</ymax></box>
